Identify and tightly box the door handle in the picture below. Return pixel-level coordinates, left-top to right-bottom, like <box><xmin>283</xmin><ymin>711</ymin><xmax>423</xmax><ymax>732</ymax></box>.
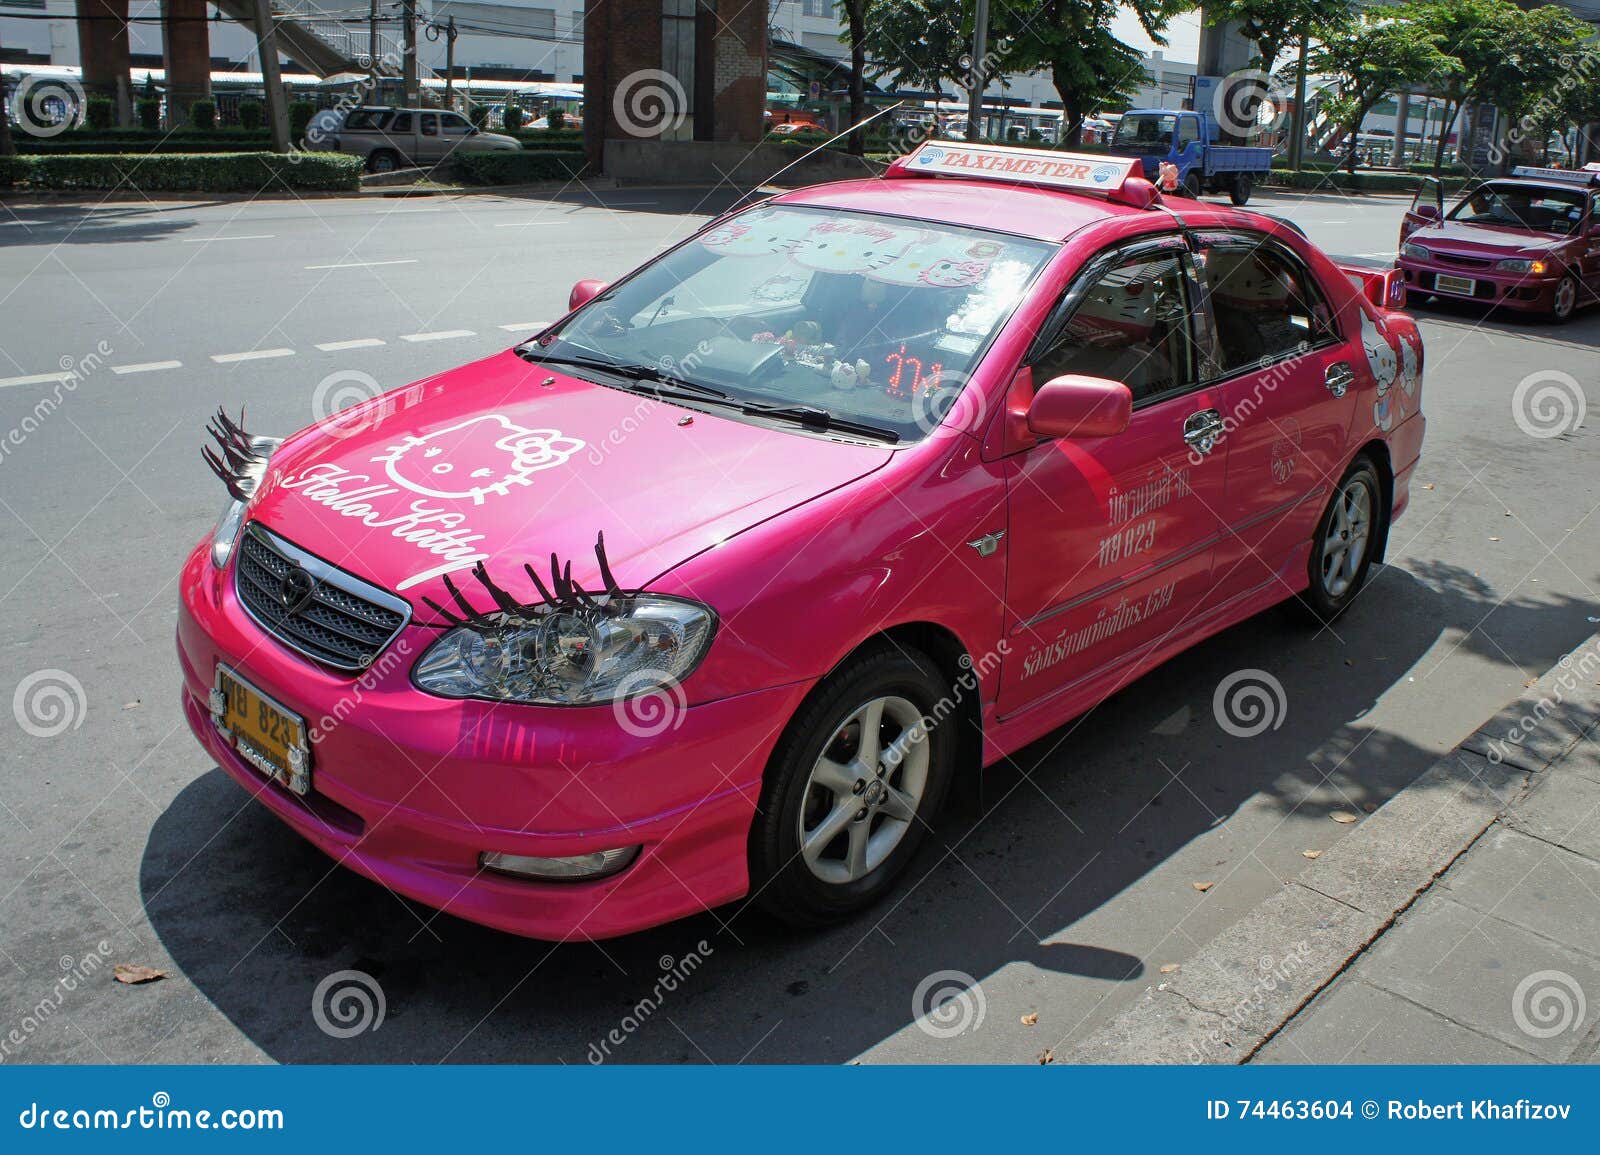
<box><xmin>1183</xmin><ymin>409</ymin><xmax>1225</xmax><ymax>455</ymax></box>
<box><xmin>1325</xmin><ymin>361</ymin><xmax>1355</xmax><ymax>398</ymax></box>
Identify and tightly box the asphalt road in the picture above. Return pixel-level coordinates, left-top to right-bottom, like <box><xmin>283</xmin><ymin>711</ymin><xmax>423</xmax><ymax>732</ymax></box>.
<box><xmin>0</xmin><ymin>183</ymin><xmax>1596</xmax><ymax>1065</ymax></box>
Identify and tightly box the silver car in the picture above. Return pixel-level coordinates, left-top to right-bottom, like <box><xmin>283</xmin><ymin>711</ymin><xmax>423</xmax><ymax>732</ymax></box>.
<box><xmin>332</xmin><ymin>107</ymin><xmax>521</xmax><ymax>172</ymax></box>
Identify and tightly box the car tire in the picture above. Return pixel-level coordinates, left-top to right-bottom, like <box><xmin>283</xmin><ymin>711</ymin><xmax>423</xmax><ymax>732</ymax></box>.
<box><xmin>1183</xmin><ymin>171</ymin><xmax>1203</xmax><ymax>199</ymax></box>
<box><xmin>1298</xmin><ymin>457</ymin><xmax>1383</xmax><ymax>626</ymax></box>
<box><xmin>748</xmin><ymin>643</ymin><xmax>957</xmax><ymax>927</ymax></box>
<box><xmin>1549</xmin><ymin>272</ymin><xmax>1579</xmax><ymax>324</ymax></box>
<box><xmin>367</xmin><ymin>149</ymin><xmax>400</xmax><ymax>174</ymax></box>
<box><xmin>1229</xmin><ymin>173</ymin><xmax>1253</xmax><ymax>205</ymax></box>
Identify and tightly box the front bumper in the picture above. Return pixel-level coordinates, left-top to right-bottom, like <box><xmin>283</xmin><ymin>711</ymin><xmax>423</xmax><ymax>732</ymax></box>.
<box><xmin>176</xmin><ymin>540</ymin><xmax>810</xmax><ymax>940</ymax></box>
<box><xmin>1398</xmin><ymin>258</ymin><xmax>1560</xmax><ymax>313</ymax></box>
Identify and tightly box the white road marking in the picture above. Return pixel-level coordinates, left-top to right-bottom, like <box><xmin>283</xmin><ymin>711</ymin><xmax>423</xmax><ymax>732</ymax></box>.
<box><xmin>493</xmin><ymin>220</ymin><xmax>562</xmax><ymax>228</ymax></box>
<box><xmin>304</xmin><ymin>259</ymin><xmax>419</xmax><ymax>270</ymax></box>
<box><xmin>376</xmin><ymin>207</ymin><xmax>441</xmax><ymax>214</ymax></box>
<box><xmin>180</xmin><ymin>234</ymin><xmax>275</xmax><ymax>243</ymax></box>
<box><xmin>0</xmin><ymin>371</ymin><xmax>74</xmax><ymax>389</ymax></box>
<box><xmin>498</xmin><ymin>322</ymin><xmax>549</xmax><ymax>332</ymax></box>
<box><xmin>111</xmin><ymin>360</ymin><xmax>183</xmax><ymax>375</ymax></box>
<box><xmin>211</xmin><ymin>348</ymin><xmax>295</xmax><ymax>363</ymax></box>
<box><xmin>316</xmin><ymin>338</ymin><xmax>386</xmax><ymax>351</ymax></box>
<box><xmin>400</xmin><ymin>330</ymin><xmax>476</xmax><ymax>343</ymax></box>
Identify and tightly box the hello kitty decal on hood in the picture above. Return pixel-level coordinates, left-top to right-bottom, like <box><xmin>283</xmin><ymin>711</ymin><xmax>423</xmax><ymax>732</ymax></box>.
<box><xmin>372</xmin><ymin>415</ymin><xmax>586</xmax><ymax>505</ymax></box>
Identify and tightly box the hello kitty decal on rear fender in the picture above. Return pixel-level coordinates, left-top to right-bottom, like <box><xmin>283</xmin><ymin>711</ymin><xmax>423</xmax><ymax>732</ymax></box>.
<box><xmin>372</xmin><ymin>415</ymin><xmax>585</xmax><ymax>505</ymax></box>
<box><xmin>1360</xmin><ymin>309</ymin><xmax>1400</xmax><ymax>432</ymax></box>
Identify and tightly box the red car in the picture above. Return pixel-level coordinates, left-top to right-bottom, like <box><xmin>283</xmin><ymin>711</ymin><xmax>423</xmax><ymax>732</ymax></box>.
<box><xmin>1397</xmin><ymin>166</ymin><xmax>1600</xmax><ymax>322</ymax></box>
<box><xmin>178</xmin><ymin>142</ymin><xmax>1424</xmax><ymax>939</ymax></box>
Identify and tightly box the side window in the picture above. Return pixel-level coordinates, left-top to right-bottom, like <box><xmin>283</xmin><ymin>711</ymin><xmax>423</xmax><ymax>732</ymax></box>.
<box><xmin>420</xmin><ymin>113</ymin><xmax>439</xmax><ymax>136</ymax></box>
<box><xmin>1032</xmin><ymin>252</ymin><xmax>1194</xmax><ymax>405</ymax></box>
<box><xmin>1194</xmin><ymin>239</ymin><xmax>1335</xmax><ymax>375</ymax></box>
<box><xmin>389</xmin><ymin>112</ymin><xmax>413</xmax><ymax>133</ymax></box>
<box><xmin>1176</xmin><ymin>117</ymin><xmax>1199</xmax><ymax>147</ymax></box>
<box><xmin>441</xmin><ymin>114</ymin><xmax>473</xmax><ymax>135</ymax></box>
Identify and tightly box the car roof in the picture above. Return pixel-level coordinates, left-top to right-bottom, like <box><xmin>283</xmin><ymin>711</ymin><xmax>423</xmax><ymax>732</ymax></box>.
<box><xmin>1473</xmin><ymin>177</ymin><xmax>1591</xmax><ymax>196</ymax></box>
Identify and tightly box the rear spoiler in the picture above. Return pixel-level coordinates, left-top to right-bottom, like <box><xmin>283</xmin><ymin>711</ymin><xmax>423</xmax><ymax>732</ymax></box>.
<box><xmin>1339</xmin><ymin>263</ymin><xmax>1406</xmax><ymax>311</ymax></box>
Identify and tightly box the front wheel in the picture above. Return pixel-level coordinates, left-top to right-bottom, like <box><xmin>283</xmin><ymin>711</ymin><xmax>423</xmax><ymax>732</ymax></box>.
<box><xmin>1298</xmin><ymin>458</ymin><xmax>1383</xmax><ymax>625</ymax></box>
<box><xmin>748</xmin><ymin>644</ymin><xmax>957</xmax><ymax>927</ymax></box>
<box><xmin>366</xmin><ymin>149</ymin><xmax>400</xmax><ymax>174</ymax></box>
<box><xmin>1229</xmin><ymin>172</ymin><xmax>1253</xmax><ymax>205</ymax></box>
<box><xmin>1549</xmin><ymin>272</ymin><xmax>1578</xmax><ymax>323</ymax></box>
<box><xmin>1183</xmin><ymin>171</ymin><xmax>1202</xmax><ymax>199</ymax></box>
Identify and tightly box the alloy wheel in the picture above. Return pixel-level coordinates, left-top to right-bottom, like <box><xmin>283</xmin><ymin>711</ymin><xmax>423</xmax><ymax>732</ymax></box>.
<box><xmin>1321</xmin><ymin>475</ymin><xmax>1373</xmax><ymax>599</ymax></box>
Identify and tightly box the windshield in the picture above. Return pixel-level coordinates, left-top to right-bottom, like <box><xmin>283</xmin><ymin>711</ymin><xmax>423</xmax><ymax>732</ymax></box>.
<box><xmin>1448</xmin><ymin>183</ymin><xmax>1587</xmax><ymax>235</ymax></box>
<box><xmin>1113</xmin><ymin>115</ymin><xmax>1174</xmax><ymax>152</ymax></box>
<box><xmin>535</xmin><ymin>205</ymin><xmax>1056</xmax><ymax>441</ymax></box>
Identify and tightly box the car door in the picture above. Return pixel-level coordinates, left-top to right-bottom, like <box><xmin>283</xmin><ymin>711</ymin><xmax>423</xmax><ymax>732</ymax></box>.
<box><xmin>1399</xmin><ymin>176</ymin><xmax>1443</xmax><ymax>245</ymax></box>
<box><xmin>417</xmin><ymin>112</ymin><xmax>444</xmax><ymax>162</ymax></box>
<box><xmin>1191</xmin><ymin>231</ymin><xmax>1360</xmax><ymax>594</ymax></box>
<box><xmin>998</xmin><ymin>238</ymin><xmax>1230</xmax><ymax>718</ymax></box>
<box><xmin>382</xmin><ymin>110</ymin><xmax>417</xmax><ymax>164</ymax></box>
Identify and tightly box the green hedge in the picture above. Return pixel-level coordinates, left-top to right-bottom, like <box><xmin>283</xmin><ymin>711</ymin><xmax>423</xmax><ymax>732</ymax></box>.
<box><xmin>1261</xmin><ymin>168</ymin><xmax>1471</xmax><ymax>194</ymax></box>
<box><xmin>450</xmin><ymin>150</ymin><xmax>587</xmax><ymax>184</ymax></box>
<box><xmin>0</xmin><ymin>152</ymin><xmax>363</xmax><ymax>193</ymax></box>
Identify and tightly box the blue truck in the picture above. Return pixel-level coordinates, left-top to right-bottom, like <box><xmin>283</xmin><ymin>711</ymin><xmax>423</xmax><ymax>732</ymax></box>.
<box><xmin>1110</xmin><ymin>108</ymin><xmax>1275</xmax><ymax>205</ymax></box>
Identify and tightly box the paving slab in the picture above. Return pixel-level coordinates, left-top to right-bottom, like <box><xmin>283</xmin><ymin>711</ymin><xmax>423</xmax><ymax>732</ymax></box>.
<box><xmin>1254</xmin><ymin>976</ymin><xmax>1539</xmax><ymax>1064</ymax></box>
<box><xmin>1503</xmin><ymin>767</ymin><xmax>1600</xmax><ymax>862</ymax></box>
<box><xmin>1435</xmin><ymin>825</ymin><xmax>1600</xmax><ymax>954</ymax></box>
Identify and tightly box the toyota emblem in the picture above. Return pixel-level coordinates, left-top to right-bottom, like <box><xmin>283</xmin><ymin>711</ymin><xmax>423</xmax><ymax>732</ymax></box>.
<box><xmin>277</xmin><ymin>566</ymin><xmax>317</xmax><ymax>612</ymax></box>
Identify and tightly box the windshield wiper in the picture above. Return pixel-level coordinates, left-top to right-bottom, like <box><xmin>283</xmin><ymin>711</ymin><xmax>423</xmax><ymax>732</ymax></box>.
<box><xmin>516</xmin><ymin>346</ymin><xmax>731</xmax><ymax>403</ymax></box>
<box><xmin>740</xmin><ymin>401</ymin><xmax>900</xmax><ymax>443</ymax></box>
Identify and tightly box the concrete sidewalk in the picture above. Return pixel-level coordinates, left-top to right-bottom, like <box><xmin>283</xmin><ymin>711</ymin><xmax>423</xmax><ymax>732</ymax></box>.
<box><xmin>1255</xmin><ymin>659</ymin><xmax>1600</xmax><ymax>1064</ymax></box>
<box><xmin>1068</xmin><ymin>635</ymin><xmax>1600</xmax><ymax>1065</ymax></box>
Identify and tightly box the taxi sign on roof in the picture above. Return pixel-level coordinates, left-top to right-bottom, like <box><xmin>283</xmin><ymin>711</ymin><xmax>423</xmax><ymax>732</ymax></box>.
<box><xmin>888</xmin><ymin>141</ymin><xmax>1140</xmax><ymax>193</ymax></box>
<box><xmin>1509</xmin><ymin>165</ymin><xmax>1600</xmax><ymax>186</ymax></box>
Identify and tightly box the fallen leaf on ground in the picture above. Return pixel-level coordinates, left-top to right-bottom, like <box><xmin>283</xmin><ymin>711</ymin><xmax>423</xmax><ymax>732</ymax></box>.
<box><xmin>1362</xmin><ymin>802</ymin><xmax>1378</xmax><ymax>813</ymax></box>
<box><xmin>121</xmin><ymin>701</ymin><xmax>140</xmax><ymax>710</ymax></box>
<box><xmin>1302</xmin><ymin>849</ymin><xmax>1322</xmax><ymax>859</ymax></box>
<box><xmin>1192</xmin><ymin>881</ymin><xmax>1214</xmax><ymax>893</ymax></box>
<box><xmin>1020</xmin><ymin>1012</ymin><xmax>1038</xmax><ymax>1026</ymax></box>
<box><xmin>1038</xmin><ymin>1049</ymin><xmax>1054</xmax><ymax>1064</ymax></box>
<box><xmin>1421</xmin><ymin>483</ymin><xmax>1434</xmax><ymax>490</ymax></box>
<box><xmin>1159</xmin><ymin>963</ymin><xmax>1180</xmax><ymax>974</ymax></box>
<box><xmin>113</xmin><ymin>964</ymin><xmax>166</xmax><ymax>985</ymax></box>
<box><xmin>1330</xmin><ymin>811</ymin><xmax>1359</xmax><ymax>824</ymax></box>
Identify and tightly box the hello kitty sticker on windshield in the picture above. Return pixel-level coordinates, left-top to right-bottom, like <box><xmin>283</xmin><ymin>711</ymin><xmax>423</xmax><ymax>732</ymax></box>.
<box><xmin>372</xmin><ymin>415</ymin><xmax>586</xmax><ymax>505</ymax></box>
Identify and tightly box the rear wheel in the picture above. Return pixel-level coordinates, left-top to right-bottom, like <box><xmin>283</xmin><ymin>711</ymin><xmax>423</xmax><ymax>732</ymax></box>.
<box><xmin>1550</xmin><ymin>272</ymin><xmax>1578</xmax><ymax>323</ymax></box>
<box><xmin>1229</xmin><ymin>172</ymin><xmax>1253</xmax><ymax>205</ymax></box>
<box><xmin>1183</xmin><ymin>170</ymin><xmax>1203</xmax><ymax>199</ymax></box>
<box><xmin>366</xmin><ymin>149</ymin><xmax>400</xmax><ymax>174</ymax></box>
<box><xmin>1299</xmin><ymin>457</ymin><xmax>1383</xmax><ymax>625</ymax></box>
<box><xmin>748</xmin><ymin>644</ymin><xmax>956</xmax><ymax>927</ymax></box>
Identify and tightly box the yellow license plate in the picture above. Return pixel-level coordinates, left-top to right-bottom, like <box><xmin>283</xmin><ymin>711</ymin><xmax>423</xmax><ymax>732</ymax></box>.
<box><xmin>1434</xmin><ymin>273</ymin><xmax>1476</xmax><ymax>296</ymax></box>
<box><xmin>212</xmin><ymin>666</ymin><xmax>312</xmax><ymax>795</ymax></box>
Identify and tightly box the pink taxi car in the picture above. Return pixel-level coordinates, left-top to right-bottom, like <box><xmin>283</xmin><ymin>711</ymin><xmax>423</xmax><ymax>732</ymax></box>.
<box><xmin>177</xmin><ymin>143</ymin><xmax>1425</xmax><ymax>940</ymax></box>
<box><xmin>1397</xmin><ymin>166</ymin><xmax>1600</xmax><ymax>322</ymax></box>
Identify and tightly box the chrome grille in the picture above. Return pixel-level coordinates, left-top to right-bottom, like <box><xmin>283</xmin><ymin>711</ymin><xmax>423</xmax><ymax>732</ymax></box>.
<box><xmin>234</xmin><ymin>524</ymin><xmax>410</xmax><ymax>672</ymax></box>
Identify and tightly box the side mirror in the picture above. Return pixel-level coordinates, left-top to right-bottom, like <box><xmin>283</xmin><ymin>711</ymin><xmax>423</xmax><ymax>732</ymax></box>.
<box><xmin>1414</xmin><ymin>204</ymin><xmax>1441</xmax><ymax>221</ymax></box>
<box><xmin>1026</xmin><ymin>374</ymin><xmax>1133</xmax><ymax>440</ymax></box>
<box><xmin>1589</xmin><ymin>222</ymin><xmax>1600</xmax><ymax>238</ymax></box>
<box><xmin>569</xmin><ymin>279</ymin><xmax>607</xmax><ymax>311</ymax></box>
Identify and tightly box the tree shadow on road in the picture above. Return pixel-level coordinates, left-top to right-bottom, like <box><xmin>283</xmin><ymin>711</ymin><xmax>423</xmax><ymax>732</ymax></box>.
<box><xmin>138</xmin><ymin>559</ymin><xmax>1598</xmax><ymax>1064</ymax></box>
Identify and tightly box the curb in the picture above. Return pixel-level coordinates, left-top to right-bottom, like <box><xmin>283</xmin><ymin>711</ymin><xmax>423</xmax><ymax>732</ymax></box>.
<box><xmin>1062</xmin><ymin>634</ymin><xmax>1600</xmax><ymax>1065</ymax></box>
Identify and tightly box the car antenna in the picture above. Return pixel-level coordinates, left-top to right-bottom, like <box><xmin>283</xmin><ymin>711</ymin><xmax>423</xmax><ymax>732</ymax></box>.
<box><xmin>724</xmin><ymin>100</ymin><xmax>906</xmax><ymax>216</ymax></box>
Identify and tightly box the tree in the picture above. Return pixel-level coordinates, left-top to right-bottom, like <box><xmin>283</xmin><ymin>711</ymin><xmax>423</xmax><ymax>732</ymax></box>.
<box><xmin>1204</xmin><ymin>0</ymin><xmax>1351</xmax><ymax>77</ymax></box>
<box><xmin>840</xmin><ymin>0</ymin><xmax>868</xmax><ymax>156</ymax></box>
<box><xmin>1474</xmin><ymin>5</ymin><xmax>1593</xmax><ymax>169</ymax></box>
<box><xmin>1307</xmin><ymin>10</ymin><xmax>1459</xmax><ymax>174</ymax></box>
<box><xmin>1405</xmin><ymin>0</ymin><xmax>1521</xmax><ymax>171</ymax></box>
<box><xmin>849</xmin><ymin>0</ymin><xmax>969</xmax><ymax>98</ymax></box>
<box><xmin>999</xmin><ymin>0</ymin><xmax>1185</xmax><ymax>146</ymax></box>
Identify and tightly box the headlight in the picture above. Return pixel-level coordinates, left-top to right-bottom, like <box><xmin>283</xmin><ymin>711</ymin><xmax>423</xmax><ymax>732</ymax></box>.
<box><xmin>1401</xmin><ymin>243</ymin><xmax>1431</xmax><ymax>261</ymax></box>
<box><xmin>209</xmin><ymin>436</ymin><xmax>282</xmax><ymax>567</ymax></box>
<box><xmin>1494</xmin><ymin>257</ymin><xmax>1546</xmax><ymax>274</ymax></box>
<box><xmin>413</xmin><ymin>595</ymin><xmax>715</xmax><ymax>705</ymax></box>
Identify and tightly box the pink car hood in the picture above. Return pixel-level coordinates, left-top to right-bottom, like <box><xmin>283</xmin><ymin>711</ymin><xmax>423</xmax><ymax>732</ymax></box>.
<box><xmin>1415</xmin><ymin>219</ymin><xmax>1575</xmax><ymax>258</ymax></box>
<box><xmin>245</xmin><ymin>350</ymin><xmax>894</xmax><ymax>621</ymax></box>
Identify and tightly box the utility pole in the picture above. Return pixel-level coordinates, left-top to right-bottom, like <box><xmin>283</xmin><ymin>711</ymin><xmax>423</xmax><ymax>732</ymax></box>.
<box><xmin>366</xmin><ymin>0</ymin><xmax>378</xmax><ymax>89</ymax></box>
<box><xmin>427</xmin><ymin>15</ymin><xmax>458</xmax><ymax>107</ymax></box>
<box><xmin>402</xmin><ymin>0</ymin><xmax>418</xmax><ymax>107</ymax></box>
<box><xmin>1289</xmin><ymin>33</ymin><xmax>1308</xmax><ymax>171</ymax></box>
<box><xmin>966</xmin><ymin>0</ymin><xmax>988</xmax><ymax>143</ymax></box>
<box><xmin>249</xmin><ymin>0</ymin><xmax>289</xmax><ymax>151</ymax></box>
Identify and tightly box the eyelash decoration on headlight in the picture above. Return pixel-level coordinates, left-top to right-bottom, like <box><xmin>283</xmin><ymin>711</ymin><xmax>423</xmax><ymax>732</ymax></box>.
<box><xmin>422</xmin><ymin>532</ymin><xmax>633</xmax><ymax>627</ymax></box>
<box><xmin>201</xmin><ymin>407</ymin><xmax>271</xmax><ymax>501</ymax></box>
